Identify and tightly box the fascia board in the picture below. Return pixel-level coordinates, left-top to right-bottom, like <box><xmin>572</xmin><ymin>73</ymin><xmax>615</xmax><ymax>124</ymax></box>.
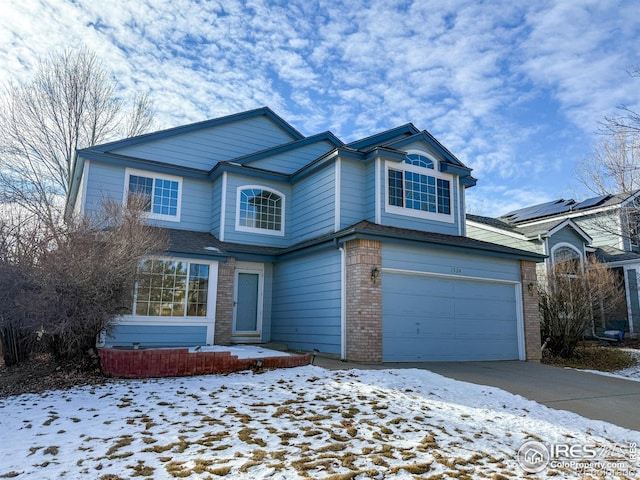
<box><xmin>335</xmin><ymin>228</ymin><xmax>546</xmax><ymax>262</ymax></box>
<box><xmin>466</xmin><ymin>220</ymin><xmax>530</xmax><ymax>241</ymax></box>
<box><xmin>208</xmin><ymin>162</ymin><xmax>290</xmax><ymax>183</ymax></box>
<box><xmin>547</xmin><ymin>219</ymin><xmax>593</xmax><ymax>244</ymax></box>
<box><xmin>515</xmin><ymin>204</ymin><xmax>622</xmax><ymax>227</ymax></box>
<box><xmin>234</xmin><ymin>132</ymin><xmax>344</xmax><ymax>166</ymax></box>
<box><xmin>346</xmin><ymin>123</ymin><xmax>420</xmax><ymax>150</ymax></box>
<box><xmin>80</xmin><ymin>150</ymin><xmax>209</xmax><ymax>180</ymax></box>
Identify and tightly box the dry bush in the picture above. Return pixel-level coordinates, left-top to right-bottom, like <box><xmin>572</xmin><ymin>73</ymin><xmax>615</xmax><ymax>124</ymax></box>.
<box><xmin>539</xmin><ymin>256</ymin><xmax>626</xmax><ymax>358</ymax></box>
<box><xmin>0</xmin><ymin>199</ymin><xmax>166</xmax><ymax>364</ymax></box>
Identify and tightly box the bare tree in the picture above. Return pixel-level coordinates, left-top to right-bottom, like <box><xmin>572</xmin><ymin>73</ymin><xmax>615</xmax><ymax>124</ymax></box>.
<box><xmin>0</xmin><ymin>47</ymin><xmax>154</xmax><ymax>226</ymax></box>
<box><xmin>577</xmin><ymin>132</ymin><xmax>640</xmax><ymax>196</ymax></box>
<box><xmin>602</xmin><ymin>65</ymin><xmax>640</xmax><ymax>137</ymax></box>
<box><xmin>539</xmin><ymin>256</ymin><xmax>626</xmax><ymax>358</ymax></box>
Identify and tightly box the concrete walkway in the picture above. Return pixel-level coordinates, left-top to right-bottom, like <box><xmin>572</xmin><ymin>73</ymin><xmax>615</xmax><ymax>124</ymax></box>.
<box><xmin>312</xmin><ymin>356</ymin><xmax>640</xmax><ymax>431</ymax></box>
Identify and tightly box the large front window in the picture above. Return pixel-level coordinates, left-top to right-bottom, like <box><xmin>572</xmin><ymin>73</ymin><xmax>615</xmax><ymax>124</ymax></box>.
<box><xmin>126</xmin><ymin>169</ymin><xmax>182</xmax><ymax>221</ymax></box>
<box><xmin>236</xmin><ymin>187</ymin><xmax>284</xmax><ymax>235</ymax></box>
<box><xmin>387</xmin><ymin>154</ymin><xmax>451</xmax><ymax>216</ymax></box>
<box><xmin>134</xmin><ymin>259</ymin><xmax>209</xmax><ymax>317</ymax></box>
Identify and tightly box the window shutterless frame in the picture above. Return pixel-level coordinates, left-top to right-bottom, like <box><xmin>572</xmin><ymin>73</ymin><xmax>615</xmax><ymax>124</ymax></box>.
<box><xmin>124</xmin><ymin>168</ymin><xmax>183</xmax><ymax>222</ymax></box>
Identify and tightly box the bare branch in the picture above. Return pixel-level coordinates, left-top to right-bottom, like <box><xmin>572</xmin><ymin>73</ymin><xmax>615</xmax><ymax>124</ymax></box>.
<box><xmin>0</xmin><ymin>46</ymin><xmax>154</xmax><ymax>224</ymax></box>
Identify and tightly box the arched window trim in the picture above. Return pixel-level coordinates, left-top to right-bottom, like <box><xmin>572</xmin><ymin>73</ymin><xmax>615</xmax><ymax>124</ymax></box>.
<box><xmin>550</xmin><ymin>243</ymin><xmax>584</xmax><ymax>274</ymax></box>
<box><xmin>385</xmin><ymin>150</ymin><xmax>454</xmax><ymax>223</ymax></box>
<box><xmin>235</xmin><ymin>185</ymin><xmax>285</xmax><ymax>236</ymax></box>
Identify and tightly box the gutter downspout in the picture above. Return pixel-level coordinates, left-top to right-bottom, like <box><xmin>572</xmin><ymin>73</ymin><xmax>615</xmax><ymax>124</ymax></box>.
<box><xmin>335</xmin><ymin>238</ymin><xmax>347</xmax><ymax>360</ymax></box>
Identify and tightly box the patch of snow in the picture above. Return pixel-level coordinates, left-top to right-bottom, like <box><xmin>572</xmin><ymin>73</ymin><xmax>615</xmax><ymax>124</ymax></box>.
<box><xmin>0</xmin><ymin>366</ymin><xmax>638</xmax><ymax>479</ymax></box>
<box><xmin>187</xmin><ymin>345</ymin><xmax>290</xmax><ymax>358</ymax></box>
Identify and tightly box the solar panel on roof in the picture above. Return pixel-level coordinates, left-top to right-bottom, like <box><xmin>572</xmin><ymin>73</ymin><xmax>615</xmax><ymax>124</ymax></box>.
<box><xmin>573</xmin><ymin>194</ymin><xmax>611</xmax><ymax>211</ymax></box>
<box><xmin>503</xmin><ymin>199</ymin><xmax>576</xmax><ymax>223</ymax></box>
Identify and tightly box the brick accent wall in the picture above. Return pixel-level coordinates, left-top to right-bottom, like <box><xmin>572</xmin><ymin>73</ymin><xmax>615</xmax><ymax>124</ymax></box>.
<box><xmin>521</xmin><ymin>260</ymin><xmax>542</xmax><ymax>361</ymax></box>
<box><xmin>345</xmin><ymin>239</ymin><xmax>383</xmax><ymax>362</ymax></box>
<box><xmin>99</xmin><ymin>348</ymin><xmax>312</xmax><ymax>379</ymax></box>
<box><xmin>215</xmin><ymin>257</ymin><xmax>236</xmax><ymax>344</ymax></box>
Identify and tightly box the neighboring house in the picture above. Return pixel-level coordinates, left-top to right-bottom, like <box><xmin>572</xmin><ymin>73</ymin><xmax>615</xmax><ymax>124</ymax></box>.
<box><xmin>467</xmin><ymin>193</ymin><xmax>640</xmax><ymax>337</ymax></box>
<box><xmin>65</xmin><ymin>107</ymin><xmax>544</xmax><ymax>362</ymax></box>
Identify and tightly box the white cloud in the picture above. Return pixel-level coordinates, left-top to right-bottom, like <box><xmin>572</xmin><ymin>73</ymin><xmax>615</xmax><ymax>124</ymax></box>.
<box><xmin>0</xmin><ymin>0</ymin><xmax>638</xmax><ymax>212</ymax></box>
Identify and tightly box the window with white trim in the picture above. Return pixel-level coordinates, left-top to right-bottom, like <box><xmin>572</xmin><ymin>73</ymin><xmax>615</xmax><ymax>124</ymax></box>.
<box><xmin>552</xmin><ymin>245</ymin><xmax>582</xmax><ymax>275</ymax></box>
<box><xmin>387</xmin><ymin>153</ymin><xmax>452</xmax><ymax>218</ymax></box>
<box><xmin>236</xmin><ymin>186</ymin><xmax>284</xmax><ymax>235</ymax></box>
<box><xmin>133</xmin><ymin>259</ymin><xmax>209</xmax><ymax>317</ymax></box>
<box><xmin>126</xmin><ymin>169</ymin><xmax>182</xmax><ymax>221</ymax></box>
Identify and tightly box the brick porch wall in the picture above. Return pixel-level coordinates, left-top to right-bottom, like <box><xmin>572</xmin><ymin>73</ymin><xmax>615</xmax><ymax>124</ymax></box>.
<box><xmin>521</xmin><ymin>260</ymin><xmax>542</xmax><ymax>361</ymax></box>
<box><xmin>345</xmin><ymin>239</ymin><xmax>383</xmax><ymax>362</ymax></box>
<box><xmin>99</xmin><ymin>348</ymin><xmax>312</xmax><ymax>379</ymax></box>
<box><xmin>215</xmin><ymin>257</ymin><xmax>236</xmax><ymax>344</ymax></box>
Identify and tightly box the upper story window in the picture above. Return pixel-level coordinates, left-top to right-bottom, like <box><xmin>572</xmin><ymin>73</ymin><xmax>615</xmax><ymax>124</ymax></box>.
<box><xmin>386</xmin><ymin>153</ymin><xmax>452</xmax><ymax>220</ymax></box>
<box><xmin>236</xmin><ymin>186</ymin><xmax>285</xmax><ymax>235</ymax></box>
<box><xmin>125</xmin><ymin>168</ymin><xmax>182</xmax><ymax>222</ymax></box>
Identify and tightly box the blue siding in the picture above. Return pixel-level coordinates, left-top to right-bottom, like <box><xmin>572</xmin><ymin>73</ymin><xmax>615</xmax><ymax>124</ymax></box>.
<box><xmin>84</xmin><ymin>160</ymin><xmax>212</xmax><ymax>232</ymax></box>
<box><xmin>248</xmin><ymin>140</ymin><xmax>335</xmax><ymax>174</ymax></box>
<box><xmin>262</xmin><ymin>263</ymin><xmax>274</xmax><ymax>342</ymax></box>
<box><xmin>83</xmin><ymin>161</ymin><xmax>125</xmax><ymax>217</ymax></box>
<box><xmin>105</xmin><ymin>325</ymin><xmax>207</xmax><ymax>347</ymax></box>
<box><xmin>382</xmin><ymin>244</ymin><xmax>521</xmax><ymax>282</ymax></box>
<box><xmin>291</xmin><ymin>164</ymin><xmax>336</xmax><ymax>243</ymax></box>
<box><xmin>340</xmin><ymin>158</ymin><xmax>367</xmax><ymax>228</ymax></box>
<box><xmin>548</xmin><ymin>226</ymin><xmax>587</xmax><ymax>256</ymax></box>
<box><xmin>271</xmin><ymin>249</ymin><xmax>341</xmax><ymax>354</ymax></box>
<box><xmin>162</xmin><ymin>177</ymin><xmax>211</xmax><ymax>232</ymax></box>
<box><xmin>365</xmin><ymin>160</ymin><xmax>377</xmax><ymax>222</ymax></box>
<box><xmin>222</xmin><ymin>173</ymin><xmax>292</xmax><ymax>246</ymax></box>
<box><xmin>111</xmin><ymin>116</ymin><xmax>295</xmax><ymax>170</ymax></box>
<box><xmin>210</xmin><ymin>178</ymin><xmax>222</xmax><ymax>235</ymax></box>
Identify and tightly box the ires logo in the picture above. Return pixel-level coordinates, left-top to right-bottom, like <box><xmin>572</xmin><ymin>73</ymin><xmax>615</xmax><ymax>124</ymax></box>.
<box><xmin>517</xmin><ymin>441</ymin><xmax>550</xmax><ymax>473</ymax></box>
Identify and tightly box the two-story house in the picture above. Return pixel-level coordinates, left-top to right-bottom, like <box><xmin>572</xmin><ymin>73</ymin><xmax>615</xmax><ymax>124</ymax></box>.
<box><xmin>467</xmin><ymin>193</ymin><xmax>640</xmax><ymax>337</ymax></box>
<box><xmin>65</xmin><ymin>107</ymin><xmax>544</xmax><ymax>362</ymax></box>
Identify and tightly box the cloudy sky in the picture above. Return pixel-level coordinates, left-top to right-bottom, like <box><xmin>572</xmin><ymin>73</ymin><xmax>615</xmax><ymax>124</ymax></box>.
<box><xmin>1</xmin><ymin>0</ymin><xmax>638</xmax><ymax>215</ymax></box>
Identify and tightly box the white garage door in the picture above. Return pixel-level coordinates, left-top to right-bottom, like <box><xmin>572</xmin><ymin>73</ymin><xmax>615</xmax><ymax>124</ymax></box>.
<box><xmin>382</xmin><ymin>272</ymin><xmax>521</xmax><ymax>361</ymax></box>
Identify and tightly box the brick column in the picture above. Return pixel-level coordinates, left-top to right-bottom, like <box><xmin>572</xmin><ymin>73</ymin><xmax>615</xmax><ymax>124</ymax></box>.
<box><xmin>215</xmin><ymin>257</ymin><xmax>236</xmax><ymax>345</ymax></box>
<box><xmin>521</xmin><ymin>260</ymin><xmax>542</xmax><ymax>361</ymax></box>
<box><xmin>345</xmin><ymin>239</ymin><xmax>383</xmax><ymax>362</ymax></box>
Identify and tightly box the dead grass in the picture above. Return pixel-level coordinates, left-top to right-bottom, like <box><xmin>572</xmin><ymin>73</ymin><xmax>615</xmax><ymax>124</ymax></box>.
<box><xmin>542</xmin><ymin>344</ymin><xmax>637</xmax><ymax>371</ymax></box>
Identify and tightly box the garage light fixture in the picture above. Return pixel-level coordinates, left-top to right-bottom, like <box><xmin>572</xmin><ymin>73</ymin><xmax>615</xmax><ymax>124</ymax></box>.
<box><xmin>371</xmin><ymin>267</ymin><xmax>380</xmax><ymax>283</ymax></box>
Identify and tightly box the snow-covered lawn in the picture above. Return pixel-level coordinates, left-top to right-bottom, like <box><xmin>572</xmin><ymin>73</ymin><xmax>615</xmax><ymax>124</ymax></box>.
<box><xmin>1</xmin><ymin>362</ymin><xmax>639</xmax><ymax>479</ymax></box>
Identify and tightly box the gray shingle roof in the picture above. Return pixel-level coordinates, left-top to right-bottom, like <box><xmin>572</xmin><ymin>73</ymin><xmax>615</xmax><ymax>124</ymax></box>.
<box><xmin>156</xmin><ymin>220</ymin><xmax>545</xmax><ymax>263</ymax></box>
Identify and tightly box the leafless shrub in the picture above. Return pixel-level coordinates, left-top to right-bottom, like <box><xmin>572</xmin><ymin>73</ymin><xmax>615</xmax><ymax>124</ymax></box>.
<box><xmin>539</xmin><ymin>256</ymin><xmax>626</xmax><ymax>358</ymax></box>
<box><xmin>0</xmin><ymin>199</ymin><xmax>166</xmax><ymax>364</ymax></box>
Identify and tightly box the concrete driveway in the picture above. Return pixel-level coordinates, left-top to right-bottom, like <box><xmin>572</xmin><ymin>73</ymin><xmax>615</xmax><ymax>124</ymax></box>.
<box><xmin>313</xmin><ymin>357</ymin><xmax>640</xmax><ymax>431</ymax></box>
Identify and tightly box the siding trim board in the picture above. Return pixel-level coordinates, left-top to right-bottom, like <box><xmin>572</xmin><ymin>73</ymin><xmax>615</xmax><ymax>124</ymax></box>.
<box><xmin>381</xmin><ymin>267</ymin><xmax>521</xmax><ymax>286</ymax></box>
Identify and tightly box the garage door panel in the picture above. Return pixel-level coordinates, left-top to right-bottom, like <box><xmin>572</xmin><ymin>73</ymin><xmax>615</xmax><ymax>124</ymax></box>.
<box><xmin>383</xmin><ymin>273</ymin><xmax>520</xmax><ymax>361</ymax></box>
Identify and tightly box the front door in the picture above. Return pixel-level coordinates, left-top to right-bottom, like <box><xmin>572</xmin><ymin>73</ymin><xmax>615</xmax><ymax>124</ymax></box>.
<box><xmin>232</xmin><ymin>269</ymin><xmax>263</xmax><ymax>342</ymax></box>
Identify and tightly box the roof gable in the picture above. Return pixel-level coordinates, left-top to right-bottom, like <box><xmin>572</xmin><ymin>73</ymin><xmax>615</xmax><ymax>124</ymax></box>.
<box><xmin>346</xmin><ymin>124</ymin><xmax>420</xmax><ymax>151</ymax></box>
<box><xmin>84</xmin><ymin>107</ymin><xmax>303</xmax><ymax>154</ymax></box>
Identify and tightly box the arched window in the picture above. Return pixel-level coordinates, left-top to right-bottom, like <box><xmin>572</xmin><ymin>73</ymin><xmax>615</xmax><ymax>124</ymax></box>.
<box><xmin>552</xmin><ymin>245</ymin><xmax>582</xmax><ymax>275</ymax></box>
<box><xmin>237</xmin><ymin>187</ymin><xmax>284</xmax><ymax>233</ymax></box>
<box><xmin>405</xmin><ymin>153</ymin><xmax>434</xmax><ymax>169</ymax></box>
